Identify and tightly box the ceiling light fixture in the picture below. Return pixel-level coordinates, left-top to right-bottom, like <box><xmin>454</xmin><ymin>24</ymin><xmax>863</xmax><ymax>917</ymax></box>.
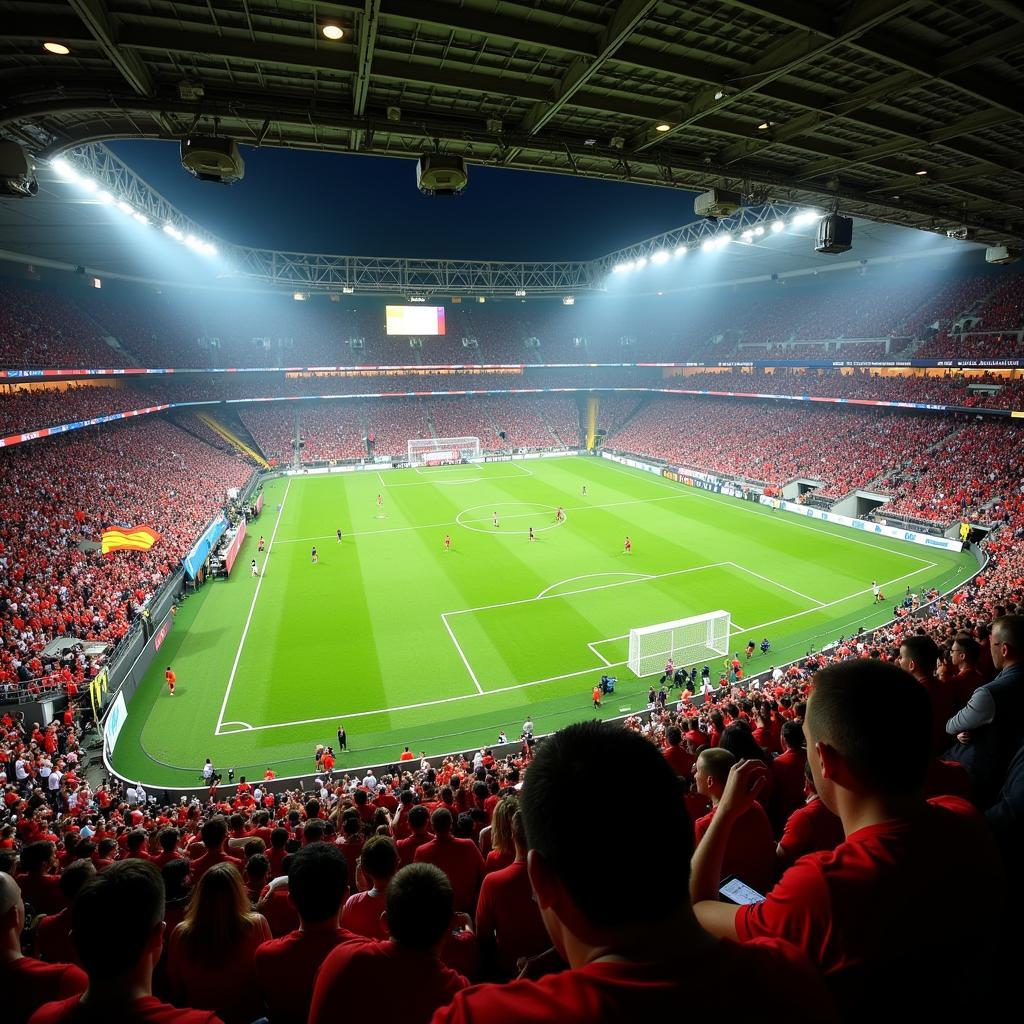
<box><xmin>322</xmin><ymin>24</ymin><xmax>344</xmax><ymax>40</ymax></box>
<box><xmin>655</xmin><ymin>123</ymin><xmax>671</xmax><ymax>132</ymax></box>
<box><xmin>43</xmin><ymin>42</ymin><xmax>71</xmax><ymax>55</ymax></box>
<box><xmin>714</xmin><ymin>90</ymin><xmax>725</xmax><ymax>100</ymax></box>
<box><xmin>915</xmin><ymin>169</ymin><xmax>928</xmax><ymax>176</ymax></box>
<box><xmin>758</xmin><ymin>121</ymin><xmax>775</xmax><ymax>130</ymax></box>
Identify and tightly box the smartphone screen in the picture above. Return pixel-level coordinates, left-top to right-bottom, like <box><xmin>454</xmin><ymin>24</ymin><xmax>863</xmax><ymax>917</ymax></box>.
<box><xmin>719</xmin><ymin>875</ymin><xmax>766</xmax><ymax>905</ymax></box>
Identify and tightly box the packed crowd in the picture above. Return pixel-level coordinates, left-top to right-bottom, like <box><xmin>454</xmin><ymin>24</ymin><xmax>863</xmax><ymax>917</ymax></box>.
<box><xmin>6</xmin><ymin>263</ymin><xmax>1022</xmax><ymax>373</ymax></box>
<box><xmin>0</xmin><ymin>418</ymin><xmax>252</xmax><ymax>699</ymax></box>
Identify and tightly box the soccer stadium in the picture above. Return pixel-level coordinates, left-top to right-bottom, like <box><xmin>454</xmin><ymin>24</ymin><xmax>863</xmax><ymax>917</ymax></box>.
<box><xmin>1</xmin><ymin>2</ymin><xmax>1022</xmax><ymax>1021</ymax></box>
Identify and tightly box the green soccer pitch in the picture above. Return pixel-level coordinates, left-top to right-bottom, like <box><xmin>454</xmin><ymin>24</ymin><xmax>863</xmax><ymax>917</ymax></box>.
<box><xmin>110</xmin><ymin>455</ymin><xmax>973</xmax><ymax>787</ymax></box>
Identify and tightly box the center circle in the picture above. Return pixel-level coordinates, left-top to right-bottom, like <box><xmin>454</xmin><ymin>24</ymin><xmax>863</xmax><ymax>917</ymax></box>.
<box><xmin>455</xmin><ymin>501</ymin><xmax>568</xmax><ymax>535</ymax></box>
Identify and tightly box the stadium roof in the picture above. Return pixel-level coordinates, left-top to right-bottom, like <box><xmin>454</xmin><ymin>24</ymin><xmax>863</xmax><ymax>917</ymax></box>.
<box><xmin>2</xmin><ymin>1</ymin><xmax>1024</xmax><ymax>248</ymax></box>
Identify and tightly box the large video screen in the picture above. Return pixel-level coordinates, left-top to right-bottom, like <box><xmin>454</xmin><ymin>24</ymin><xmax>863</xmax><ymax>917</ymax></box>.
<box><xmin>385</xmin><ymin>305</ymin><xmax>446</xmax><ymax>336</ymax></box>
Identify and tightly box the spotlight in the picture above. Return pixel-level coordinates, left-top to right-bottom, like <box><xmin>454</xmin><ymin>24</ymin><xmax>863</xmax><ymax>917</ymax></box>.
<box><xmin>651</xmin><ymin>250</ymin><xmax>670</xmax><ymax>264</ymax></box>
<box><xmin>771</xmin><ymin>219</ymin><xmax>785</xmax><ymax>233</ymax></box>
<box><xmin>562</xmin><ymin>296</ymin><xmax>575</xmax><ymax>305</ymax></box>
<box><xmin>96</xmin><ymin>190</ymin><xmax>114</xmax><ymax>204</ymax></box>
<box><xmin>514</xmin><ymin>288</ymin><xmax>527</xmax><ymax>296</ymax></box>
<box><xmin>52</xmin><ymin>158</ymin><xmax>78</xmax><ymax>181</ymax></box>
<box><xmin>78</xmin><ymin>178</ymin><xmax>98</xmax><ymax>193</ymax></box>
<box><xmin>293</xmin><ymin>292</ymin><xmax>307</xmax><ymax>301</ymax></box>
<box><xmin>132</xmin><ymin>212</ymin><xmax>149</xmax><ymax>225</ymax></box>
<box><xmin>613</xmin><ymin>263</ymin><xmax>629</xmax><ymax>273</ymax></box>
<box><xmin>674</xmin><ymin>245</ymin><xmax>687</xmax><ymax>256</ymax></box>
<box><xmin>752</xmin><ymin>225</ymin><xmax>765</xmax><ymax>237</ymax></box>
<box><xmin>635</xmin><ymin>256</ymin><xmax>647</xmax><ymax>268</ymax></box>
<box><xmin>342</xmin><ymin>286</ymin><xmax>354</xmax><ymax>294</ymax></box>
<box><xmin>116</xmin><ymin>200</ymin><xmax>133</xmax><ymax>214</ymax></box>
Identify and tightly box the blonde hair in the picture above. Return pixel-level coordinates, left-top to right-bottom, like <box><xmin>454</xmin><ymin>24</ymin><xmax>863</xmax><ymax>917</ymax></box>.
<box><xmin>177</xmin><ymin>862</ymin><xmax>262</xmax><ymax>963</ymax></box>
<box><xmin>489</xmin><ymin>795</ymin><xmax>518</xmax><ymax>855</ymax></box>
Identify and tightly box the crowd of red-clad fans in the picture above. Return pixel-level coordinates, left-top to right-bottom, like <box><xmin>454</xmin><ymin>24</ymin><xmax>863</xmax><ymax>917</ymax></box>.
<box><xmin>0</xmin><ymin>418</ymin><xmax>252</xmax><ymax>700</ymax></box>
<box><xmin>4</xmin><ymin>262</ymin><xmax>1023</xmax><ymax>371</ymax></box>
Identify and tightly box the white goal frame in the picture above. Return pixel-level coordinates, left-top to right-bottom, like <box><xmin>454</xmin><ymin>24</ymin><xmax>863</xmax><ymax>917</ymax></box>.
<box><xmin>627</xmin><ymin>609</ymin><xmax>731</xmax><ymax>678</ymax></box>
<box><xmin>407</xmin><ymin>436</ymin><xmax>481</xmax><ymax>466</ymax></box>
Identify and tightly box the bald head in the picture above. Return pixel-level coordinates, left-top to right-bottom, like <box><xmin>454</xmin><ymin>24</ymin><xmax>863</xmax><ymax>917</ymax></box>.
<box><xmin>0</xmin><ymin>872</ymin><xmax>25</xmax><ymax>938</ymax></box>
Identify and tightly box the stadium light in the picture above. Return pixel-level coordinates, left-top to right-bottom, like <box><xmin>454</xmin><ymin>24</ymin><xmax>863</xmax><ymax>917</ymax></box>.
<box><xmin>52</xmin><ymin>158</ymin><xmax>79</xmax><ymax>182</ymax></box>
<box><xmin>342</xmin><ymin>286</ymin><xmax>354</xmax><ymax>294</ymax></box>
<box><xmin>562</xmin><ymin>296</ymin><xmax>575</xmax><ymax>305</ymax></box>
<box><xmin>514</xmin><ymin>288</ymin><xmax>527</xmax><ymax>296</ymax></box>
<box><xmin>635</xmin><ymin>256</ymin><xmax>647</xmax><ymax>268</ymax></box>
<box><xmin>771</xmin><ymin>219</ymin><xmax>785</xmax><ymax>233</ymax></box>
<box><xmin>674</xmin><ymin>245</ymin><xmax>687</xmax><ymax>256</ymax></box>
<box><xmin>740</xmin><ymin>229</ymin><xmax>753</xmax><ymax>243</ymax></box>
<box><xmin>132</xmin><ymin>212</ymin><xmax>149</xmax><ymax>225</ymax></box>
<box><xmin>293</xmin><ymin>292</ymin><xmax>307</xmax><ymax>301</ymax></box>
<box><xmin>43</xmin><ymin>42</ymin><xmax>71</xmax><ymax>55</ymax></box>
<box><xmin>613</xmin><ymin>262</ymin><xmax>629</xmax><ymax>273</ymax></box>
<box><xmin>78</xmin><ymin>178</ymin><xmax>98</xmax><ymax>193</ymax></box>
<box><xmin>792</xmin><ymin>209</ymin><xmax>820</xmax><ymax>228</ymax></box>
<box><xmin>752</xmin><ymin>225</ymin><xmax>765</xmax><ymax>237</ymax></box>
<box><xmin>651</xmin><ymin>249</ymin><xmax>670</xmax><ymax>264</ymax></box>
<box><xmin>116</xmin><ymin>200</ymin><xmax>132</xmax><ymax>214</ymax></box>
<box><xmin>96</xmin><ymin>190</ymin><xmax>114</xmax><ymax>205</ymax></box>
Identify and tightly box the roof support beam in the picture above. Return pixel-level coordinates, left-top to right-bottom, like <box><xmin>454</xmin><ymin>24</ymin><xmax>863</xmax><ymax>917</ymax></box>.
<box><xmin>630</xmin><ymin>0</ymin><xmax>917</xmax><ymax>152</ymax></box>
<box><xmin>350</xmin><ymin>0</ymin><xmax>381</xmax><ymax>152</ymax></box>
<box><xmin>519</xmin><ymin>0</ymin><xmax>658</xmax><ymax>136</ymax></box>
<box><xmin>66</xmin><ymin>0</ymin><xmax>154</xmax><ymax>97</ymax></box>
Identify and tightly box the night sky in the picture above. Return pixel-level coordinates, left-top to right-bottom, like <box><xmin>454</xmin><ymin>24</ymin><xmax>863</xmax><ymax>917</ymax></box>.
<box><xmin>109</xmin><ymin>141</ymin><xmax>698</xmax><ymax>262</ymax></box>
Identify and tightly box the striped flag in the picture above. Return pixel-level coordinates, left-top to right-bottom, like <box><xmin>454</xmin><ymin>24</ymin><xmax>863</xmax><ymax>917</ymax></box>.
<box><xmin>101</xmin><ymin>525</ymin><xmax>161</xmax><ymax>554</ymax></box>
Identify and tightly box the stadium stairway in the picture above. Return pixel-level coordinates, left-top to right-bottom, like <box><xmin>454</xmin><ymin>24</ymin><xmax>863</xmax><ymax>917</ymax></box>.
<box><xmin>196</xmin><ymin>411</ymin><xmax>272</xmax><ymax>468</ymax></box>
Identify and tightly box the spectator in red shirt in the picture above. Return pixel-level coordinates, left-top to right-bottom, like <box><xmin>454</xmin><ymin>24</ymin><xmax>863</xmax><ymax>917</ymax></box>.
<box><xmin>690</xmin><ymin>659</ymin><xmax>1006</xmax><ymax>1020</ymax></box>
<box><xmin>397</xmin><ymin>805</ymin><xmax>432</xmax><ymax>866</ymax></box>
<box><xmin>413</xmin><ymin>808</ymin><xmax>485</xmax><ymax>914</ymax></box>
<box><xmin>0</xmin><ymin>872</ymin><xmax>86</xmax><ymax>1024</ymax></box>
<box><xmin>36</xmin><ymin>860</ymin><xmax>95</xmax><ymax>967</ymax></box>
<box><xmin>475</xmin><ymin>809</ymin><xmax>549</xmax><ymax>981</ymax></box>
<box><xmin>945</xmin><ymin>633</ymin><xmax>986</xmax><ymax>713</ymax></box>
<box><xmin>167</xmin><ymin>863</ymin><xmax>271</xmax><ymax>1024</ymax></box>
<box><xmin>662</xmin><ymin>725</ymin><xmax>696</xmax><ymax>778</ymax></box>
<box><xmin>254</xmin><ymin>842</ymin><xmax>364</xmax><ymax>1024</ymax></box>
<box><xmin>341</xmin><ymin>835</ymin><xmax>398</xmax><ymax>939</ymax></box>
<box><xmin>770</xmin><ymin>720</ymin><xmax>808</xmax><ymax>828</ymax></box>
<box><xmin>776</xmin><ymin>763</ymin><xmax>844</xmax><ymax>869</ymax></box>
<box><xmin>16</xmin><ymin>841</ymin><xmax>65</xmax><ymax>915</ymax></box>
<box><xmin>693</xmin><ymin>749</ymin><xmax>775</xmax><ymax>894</ymax></box>
<box><xmin>480</xmin><ymin>796</ymin><xmax>516</xmax><ymax>873</ymax></box>
<box><xmin>435</xmin><ymin>722</ymin><xmax>832</xmax><ymax>1024</ymax></box>
<box><xmin>898</xmin><ymin>634</ymin><xmax>952</xmax><ymax>755</ymax></box>
<box><xmin>308</xmin><ymin>863</ymin><xmax>468</xmax><ymax>1024</ymax></box>
<box><xmin>187</xmin><ymin>817</ymin><xmax>242</xmax><ymax>883</ymax></box>
<box><xmin>29</xmin><ymin>859</ymin><xmax>222</xmax><ymax>1024</ymax></box>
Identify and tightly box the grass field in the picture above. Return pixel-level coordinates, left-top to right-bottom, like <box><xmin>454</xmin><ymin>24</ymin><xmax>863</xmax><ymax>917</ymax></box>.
<box><xmin>110</xmin><ymin>455</ymin><xmax>973</xmax><ymax>787</ymax></box>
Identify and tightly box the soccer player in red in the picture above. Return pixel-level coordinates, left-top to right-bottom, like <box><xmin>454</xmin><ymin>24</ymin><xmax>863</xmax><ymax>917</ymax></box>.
<box><xmin>258</xmin><ymin>535</ymin><xmax>265</xmax><ymax>553</ymax></box>
<box><xmin>165</xmin><ymin>666</ymin><xmax>176</xmax><ymax>697</ymax></box>
<box><xmin>592</xmin><ymin>686</ymin><xmax>602</xmax><ymax>709</ymax></box>
<box><xmin>311</xmin><ymin>546</ymin><xmax>318</xmax><ymax>565</ymax></box>
<box><xmin>444</xmin><ymin>534</ymin><xmax>451</xmax><ymax>551</ymax></box>
<box><xmin>555</xmin><ymin>506</ymin><xmax>565</xmax><ymax>523</ymax></box>
<box><xmin>376</xmin><ymin>493</ymin><xmax>383</xmax><ymax>509</ymax></box>
<box><xmin>624</xmin><ymin>535</ymin><xmax>632</xmax><ymax>554</ymax></box>
<box><xmin>528</xmin><ymin>527</ymin><xmax>535</xmax><ymax>542</ymax></box>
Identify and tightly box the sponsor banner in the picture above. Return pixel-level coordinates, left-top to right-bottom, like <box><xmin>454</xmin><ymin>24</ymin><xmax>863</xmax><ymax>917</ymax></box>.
<box><xmin>182</xmin><ymin>514</ymin><xmax>228</xmax><ymax>579</ymax></box>
<box><xmin>153</xmin><ymin>613</ymin><xmax>173</xmax><ymax>652</ymax></box>
<box><xmin>222</xmin><ymin>517</ymin><xmax>247</xmax><ymax>575</ymax></box>
<box><xmin>0</xmin><ymin>404</ymin><xmax>172</xmax><ymax>449</ymax></box>
<box><xmin>760</xmin><ymin>497</ymin><xmax>963</xmax><ymax>552</ymax></box>
<box><xmin>102</xmin><ymin>690</ymin><xmax>128</xmax><ymax>752</ymax></box>
<box><xmin>4</xmin><ymin>357</ymin><xmax>1023</xmax><ymax>378</ymax></box>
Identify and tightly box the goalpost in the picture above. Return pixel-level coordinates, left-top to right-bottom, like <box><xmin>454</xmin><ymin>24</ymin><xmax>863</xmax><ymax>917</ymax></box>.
<box><xmin>407</xmin><ymin>436</ymin><xmax>481</xmax><ymax>467</ymax></box>
<box><xmin>627</xmin><ymin>610</ymin><xmax>731</xmax><ymax>678</ymax></box>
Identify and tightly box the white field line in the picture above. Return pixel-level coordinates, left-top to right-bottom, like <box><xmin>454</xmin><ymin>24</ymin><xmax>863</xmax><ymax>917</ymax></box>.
<box><xmin>599</xmin><ymin>458</ymin><xmax>936</xmax><ymax>567</ymax></box>
<box><xmin>216</xmin><ymin>559</ymin><xmax>938</xmax><ymax>736</ymax></box>
<box><xmin>215</xmin><ymin>478</ymin><xmax>292</xmax><ymax>735</ymax></box>
<box><xmin>587</xmin><ymin>642</ymin><xmax>615</xmax><ymax>667</ymax></box>
<box><xmin>726</xmin><ymin>561</ymin><xmax>827</xmax><ymax>607</ymax></box>
<box><xmin>441</xmin><ymin>613</ymin><xmax>484</xmax><ymax>694</ymax></box>
<box><xmin>444</xmin><ymin>563</ymin><xmax>730</xmax><ymax>618</ymax></box>
<box><xmin>537</xmin><ymin>571</ymin><xmax>654</xmax><ymax>599</ymax></box>
<box><xmin>382</xmin><ymin>463</ymin><xmax>534</xmax><ymax>487</ymax></box>
<box><xmin>272</xmin><ymin>491</ymin><xmax>694</xmax><ymax>546</ymax></box>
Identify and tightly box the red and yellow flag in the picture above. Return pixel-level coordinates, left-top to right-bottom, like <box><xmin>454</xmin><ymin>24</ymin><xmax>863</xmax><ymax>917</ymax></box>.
<box><xmin>101</xmin><ymin>525</ymin><xmax>162</xmax><ymax>554</ymax></box>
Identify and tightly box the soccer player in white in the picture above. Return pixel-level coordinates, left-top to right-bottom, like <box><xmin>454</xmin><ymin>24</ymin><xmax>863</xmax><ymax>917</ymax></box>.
<box><xmin>250</xmin><ymin>559</ymin><xmax>258</xmax><ymax>577</ymax></box>
<box><xmin>493</xmin><ymin>511</ymin><xmax>499</xmax><ymax>527</ymax></box>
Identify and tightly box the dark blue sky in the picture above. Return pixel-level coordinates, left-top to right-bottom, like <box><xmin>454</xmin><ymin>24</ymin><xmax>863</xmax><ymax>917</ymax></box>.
<box><xmin>109</xmin><ymin>141</ymin><xmax>698</xmax><ymax>262</ymax></box>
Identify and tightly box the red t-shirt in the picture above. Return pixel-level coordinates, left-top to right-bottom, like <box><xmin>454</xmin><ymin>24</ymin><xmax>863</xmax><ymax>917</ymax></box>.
<box><xmin>397</xmin><ymin>831</ymin><xmax>432</xmax><ymax>867</ymax></box>
<box><xmin>187</xmin><ymin>849</ymin><xmax>243</xmax><ymax>884</ymax></box>
<box><xmin>167</xmin><ymin>916</ymin><xmax>272</xmax><ymax>1024</ymax></box>
<box><xmin>308</xmin><ymin>940</ymin><xmax>468</xmax><ymax>1024</ymax></box>
<box><xmin>17</xmin><ymin>873</ymin><xmax>66</xmax><ymax>915</ymax></box>
<box><xmin>770</xmin><ymin>748</ymin><xmax>807</xmax><ymax>825</ymax></box>
<box><xmin>414</xmin><ymin>835</ymin><xmax>486</xmax><ymax>913</ymax></box>
<box><xmin>777</xmin><ymin>797</ymin><xmax>844</xmax><ymax>865</ymax></box>
<box><xmin>432</xmin><ymin>938</ymin><xmax>832</xmax><ymax>1023</ymax></box>
<box><xmin>29</xmin><ymin>996</ymin><xmax>221</xmax><ymax>1024</ymax></box>
<box><xmin>694</xmin><ymin>803</ymin><xmax>776</xmax><ymax>894</ymax></box>
<box><xmin>36</xmin><ymin>908</ymin><xmax>79</xmax><ymax>967</ymax></box>
<box><xmin>341</xmin><ymin>889</ymin><xmax>388</xmax><ymax>939</ymax></box>
<box><xmin>663</xmin><ymin>744</ymin><xmax>696</xmax><ymax>778</ymax></box>
<box><xmin>254</xmin><ymin>886</ymin><xmax>300</xmax><ymax>938</ymax></box>
<box><xmin>4</xmin><ymin>956</ymin><xmax>86</xmax><ymax>1024</ymax></box>
<box><xmin>254</xmin><ymin>927</ymin><xmax>365</xmax><ymax>1024</ymax></box>
<box><xmin>483</xmin><ymin>848</ymin><xmax>514</xmax><ymax>875</ymax></box>
<box><xmin>736</xmin><ymin>797</ymin><xmax>1002</xmax><ymax>983</ymax></box>
<box><xmin>474</xmin><ymin>860</ymin><xmax>550</xmax><ymax>979</ymax></box>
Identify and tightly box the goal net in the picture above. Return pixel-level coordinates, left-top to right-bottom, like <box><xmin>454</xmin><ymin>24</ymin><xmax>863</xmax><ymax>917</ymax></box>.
<box><xmin>407</xmin><ymin>436</ymin><xmax>481</xmax><ymax>466</ymax></box>
<box><xmin>627</xmin><ymin>610</ymin><xmax>731</xmax><ymax>678</ymax></box>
